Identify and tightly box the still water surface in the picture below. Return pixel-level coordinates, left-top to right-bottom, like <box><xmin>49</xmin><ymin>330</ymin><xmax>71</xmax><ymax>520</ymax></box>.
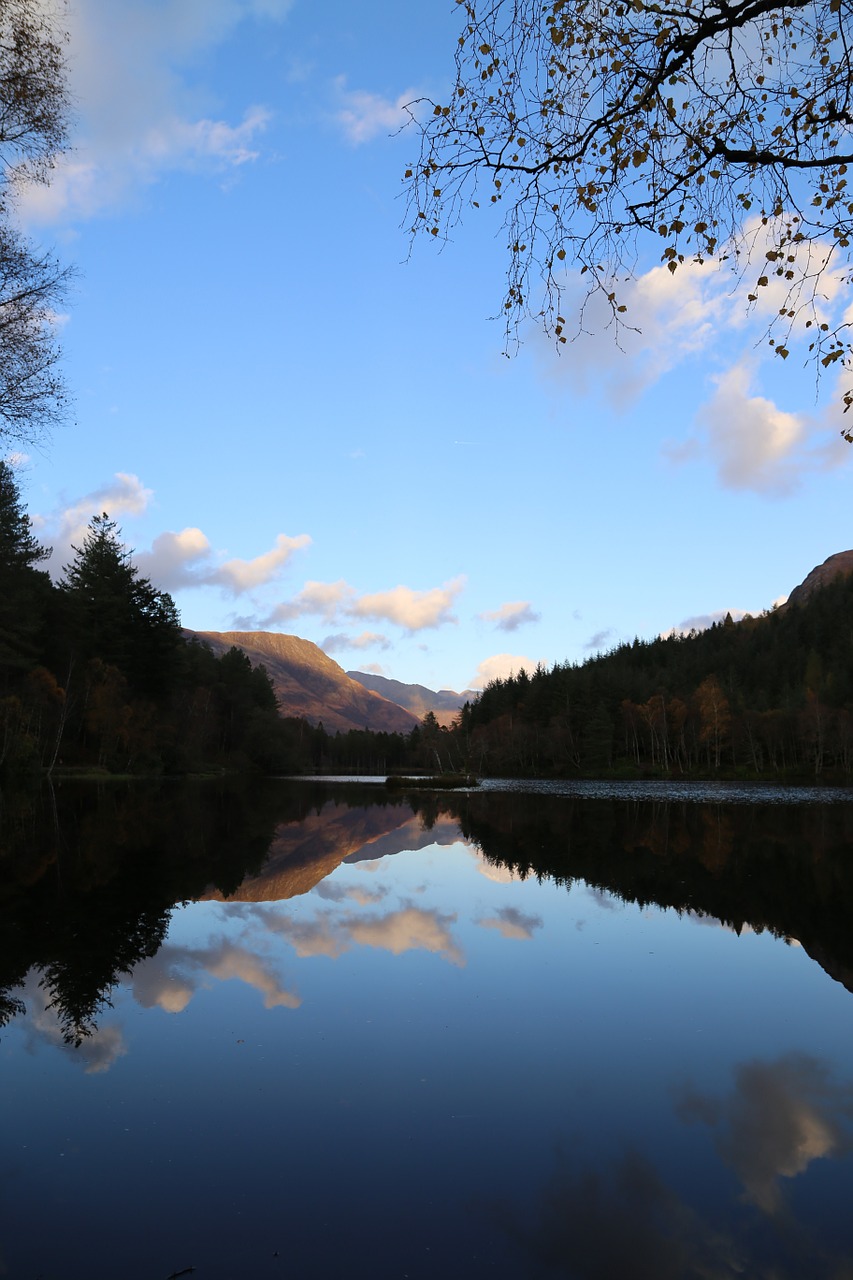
<box><xmin>2</xmin><ymin>779</ymin><xmax>853</xmax><ymax>1278</ymax></box>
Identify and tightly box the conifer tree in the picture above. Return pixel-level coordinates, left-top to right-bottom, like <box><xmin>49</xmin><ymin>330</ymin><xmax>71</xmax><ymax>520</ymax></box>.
<box><xmin>0</xmin><ymin>458</ymin><xmax>51</xmax><ymax>674</ymax></box>
<box><xmin>60</xmin><ymin>513</ymin><xmax>182</xmax><ymax>697</ymax></box>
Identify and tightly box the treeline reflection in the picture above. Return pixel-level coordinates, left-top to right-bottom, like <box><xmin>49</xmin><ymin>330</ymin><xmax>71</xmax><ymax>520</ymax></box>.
<box><xmin>447</xmin><ymin>790</ymin><xmax>853</xmax><ymax>992</ymax></box>
<box><xmin>0</xmin><ymin>779</ymin><xmax>364</xmax><ymax>1044</ymax></box>
<box><xmin>3</xmin><ymin>781</ymin><xmax>853</xmax><ymax>1045</ymax></box>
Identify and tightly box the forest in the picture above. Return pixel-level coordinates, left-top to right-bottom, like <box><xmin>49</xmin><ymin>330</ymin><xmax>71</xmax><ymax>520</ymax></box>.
<box><xmin>457</xmin><ymin>578</ymin><xmax>853</xmax><ymax>780</ymax></box>
<box><xmin>0</xmin><ymin>461</ymin><xmax>444</xmax><ymax>780</ymax></box>
<box><xmin>0</xmin><ymin>462</ymin><xmax>311</xmax><ymax>779</ymax></box>
<box><xmin>313</xmin><ymin>563</ymin><xmax>853</xmax><ymax>782</ymax></box>
<box><xmin>3</xmin><ymin>460</ymin><xmax>853</xmax><ymax>782</ymax></box>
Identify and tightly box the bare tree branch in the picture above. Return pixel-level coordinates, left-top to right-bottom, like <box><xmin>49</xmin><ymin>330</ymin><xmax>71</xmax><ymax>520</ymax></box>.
<box><xmin>405</xmin><ymin>0</ymin><xmax>853</xmax><ymax>435</ymax></box>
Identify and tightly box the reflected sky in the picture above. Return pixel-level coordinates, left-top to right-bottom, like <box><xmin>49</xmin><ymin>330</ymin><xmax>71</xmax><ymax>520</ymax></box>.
<box><xmin>3</xmin><ymin>785</ymin><xmax>853</xmax><ymax>1278</ymax></box>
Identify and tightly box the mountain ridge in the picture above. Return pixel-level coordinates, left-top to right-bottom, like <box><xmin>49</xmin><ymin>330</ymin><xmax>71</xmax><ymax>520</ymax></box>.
<box><xmin>187</xmin><ymin>630</ymin><xmax>419</xmax><ymax>734</ymax></box>
<box><xmin>346</xmin><ymin>670</ymin><xmax>476</xmax><ymax>727</ymax></box>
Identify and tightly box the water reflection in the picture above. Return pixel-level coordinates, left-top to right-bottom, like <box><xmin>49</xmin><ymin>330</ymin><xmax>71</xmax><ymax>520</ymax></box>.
<box><xmin>252</xmin><ymin>901</ymin><xmax>464</xmax><ymax>964</ymax></box>
<box><xmin>676</xmin><ymin>1053</ymin><xmax>853</xmax><ymax>1214</ymax></box>
<box><xmin>4</xmin><ymin>780</ymin><xmax>853</xmax><ymax>1047</ymax></box>
<box><xmin>487</xmin><ymin>1052</ymin><xmax>853</xmax><ymax>1279</ymax></box>
<box><xmin>0</xmin><ymin>778</ymin><xmax>286</xmax><ymax>1044</ymax></box>
<box><xmin>477</xmin><ymin>905</ymin><xmax>543</xmax><ymax>940</ymax></box>
<box><xmin>3</xmin><ymin>780</ymin><xmax>853</xmax><ymax>1278</ymax></box>
<box><xmin>132</xmin><ymin>939</ymin><xmax>302</xmax><ymax>1013</ymax></box>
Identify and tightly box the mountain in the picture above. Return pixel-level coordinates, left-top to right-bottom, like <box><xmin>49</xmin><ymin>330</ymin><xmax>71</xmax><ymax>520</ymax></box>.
<box><xmin>200</xmin><ymin>804</ymin><xmax>463</xmax><ymax>904</ymax></box>
<box><xmin>188</xmin><ymin>630</ymin><xmax>419</xmax><ymax>734</ymax></box>
<box><xmin>347</xmin><ymin>670</ymin><xmax>476</xmax><ymax>727</ymax></box>
<box><xmin>784</xmin><ymin>549</ymin><xmax>853</xmax><ymax>609</ymax></box>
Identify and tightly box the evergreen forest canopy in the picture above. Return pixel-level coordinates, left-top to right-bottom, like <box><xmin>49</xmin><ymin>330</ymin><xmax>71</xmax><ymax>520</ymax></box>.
<box><xmin>458</xmin><ymin>581</ymin><xmax>853</xmax><ymax>778</ymax></box>
<box><xmin>2</xmin><ymin>460</ymin><xmax>853</xmax><ymax>782</ymax></box>
<box><xmin>0</xmin><ymin>461</ymin><xmax>311</xmax><ymax>778</ymax></box>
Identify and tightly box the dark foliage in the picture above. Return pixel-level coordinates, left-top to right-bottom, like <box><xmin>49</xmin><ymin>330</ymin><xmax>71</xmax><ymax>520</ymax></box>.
<box><xmin>459</xmin><ymin>582</ymin><xmax>853</xmax><ymax>779</ymax></box>
<box><xmin>0</xmin><ymin>474</ymin><xmax>311</xmax><ymax>779</ymax></box>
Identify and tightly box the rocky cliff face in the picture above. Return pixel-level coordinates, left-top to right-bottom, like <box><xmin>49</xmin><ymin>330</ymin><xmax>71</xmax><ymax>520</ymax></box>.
<box><xmin>785</xmin><ymin>550</ymin><xmax>853</xmax><ymax>609</ymax></box>
<box><xmin>188</xmin><ymin>630</ymin><xmax>419</xmax><ymax>733</ymax></box>
<box><xmin>347</xmin><ymin>670</ymin><xmax>476</xmax><ymax>727</ymax></box>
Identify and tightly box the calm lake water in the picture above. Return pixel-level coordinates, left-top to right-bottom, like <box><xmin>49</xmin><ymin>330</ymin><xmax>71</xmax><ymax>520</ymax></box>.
<box><xmin>3</xmin><ymin>778</ymin><xmax>853</xmax><ymax>1279</ymax></box>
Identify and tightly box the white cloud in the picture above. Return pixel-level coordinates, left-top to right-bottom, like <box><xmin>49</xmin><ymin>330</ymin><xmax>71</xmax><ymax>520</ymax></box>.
<box><xmin>469</xmin><ymin>653</ymin><xmax>538</xmax><ymax>688</ymax></box>
<box><xmin>269</xmin><ymin>575</ymin><xmax>465</xmax><ymax>633</ymax></box>
<box><xmin>537</xmin><ymin>259</ymin><xmax>727</xmax><ymax>407</ymax></box>
<box><xmin>321</xmin><ymin>631</ymin><xmax>391</xmax><ymax>654</ymax></box>
<box><xmin>39</xmin><ymin>472</ymin><xmax>153</xmax><ymax>573</ymax></box>
<box><xmin>697</xmin><ymin>362</ymin><xmax>808</xmax><ymax>493</ymax></box>
<box><xmin>268</xmin><ymin>578</ymin><xmax>355</xmax><ymax>624</ymax></box>
<box><xmin>134</xmin><ymin>527</ymin><xmax>212</xmax><ymax>588</ymax></box>
<box><xmin>333</xmin><ymin>77</ymin><xmax>419</xmax><ymax>145</ymax></box>
<box><xmin>583</xmin><ymin>628</ymin><xmax>614</xmax><ymax>652</ymax></box>
<box><xmin>16</xmin><ymin>0</ymin><xmax>290</xmax><ymax>226</ymax></box>
<box><xmin>661</xmin><ymin>609</ymin><xmax>750</xmax><ymax>639</ymax></box>
<box><xmin>37</xmin><ymin>475</ymin><xmax>309</xmax><ymax>595</ymax></box>
<box><xmin>352</xmin><ymin>577</ymin><xmax>465</xmax><ymax>630</ymax></box>
<box><xmin>479</xmin><ymin>601</ymin><xmax>541</xmax><ymax>632</ymax></box>
<box><xmin>209</xmin><ymin>532</ymin><xmax>312</xmax><ymax>594</ymax></box>
<box><xmin>672</xmin><ymin>361</ymin><xmax>849</xmax><ymax>496</ymax></box>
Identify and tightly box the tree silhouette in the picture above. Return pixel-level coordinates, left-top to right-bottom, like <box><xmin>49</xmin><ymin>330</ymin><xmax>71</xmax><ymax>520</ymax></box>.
<box><xmin>407</xmin><ymin>0</ymin><xmax>853</xmax><ymax>429</ymax></box>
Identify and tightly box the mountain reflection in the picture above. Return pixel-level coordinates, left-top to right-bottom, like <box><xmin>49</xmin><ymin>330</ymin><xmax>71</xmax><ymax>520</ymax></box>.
<box><xmin>3</xmin><ymin>780</ymin><xmax>853</xmax><ymax>1048</ymax></box>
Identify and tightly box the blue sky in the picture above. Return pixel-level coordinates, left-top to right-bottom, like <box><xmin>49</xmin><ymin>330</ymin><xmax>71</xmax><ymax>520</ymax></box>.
<box><xmin>8</xmin><ymin>0</ymin><xmax>853</xmax><ymax>693</ymax></box>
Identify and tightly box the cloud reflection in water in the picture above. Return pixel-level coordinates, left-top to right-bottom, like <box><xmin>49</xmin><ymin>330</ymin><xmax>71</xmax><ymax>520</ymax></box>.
<box><xmin>676</xmin><ymin>1052</ymin><xmax>853</xmax><ymax>1214</ymax></box>
<box><xmin>131</xmin><ymin>939</ymin><xmax>301</xmax><ymax>1013</ymax></box>
<box><xmin>477</xmin><ymin>906</ymin><xmax>543</xmax><ymax>941</ymax></box>
<box><xmin>254</xmin><ymin>902</ymin><xmax>465</xmax><ymax>966</ymax></box>
<box><xmin>18</xmin><ymin>972</ymin><xmax>127</xmax><ymax>1074</ymax></box>
<box><xmin>486</xmin><ymin>1053</ymin><xmax>853</xmax><ymax>1278</ymax></box>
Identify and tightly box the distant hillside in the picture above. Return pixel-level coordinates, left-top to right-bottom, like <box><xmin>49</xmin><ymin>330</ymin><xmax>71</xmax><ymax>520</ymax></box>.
<box><xmin>460</xmin><ymin>552</ymin><xmax>853</xmax><ymax>778</ymax></box>
<box><xmin>347</xmin><ymin>670</ymin><xmax>476</xmax><ymax>727</ymax></box>
<box><xmin>188</xmin><ymin>631</ymin><xmax>419</xmax><ymax>734</ymax></box>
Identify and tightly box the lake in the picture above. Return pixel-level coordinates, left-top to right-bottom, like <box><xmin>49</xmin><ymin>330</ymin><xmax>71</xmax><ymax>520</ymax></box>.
<box><xmin>2</xmin><ymin>777</ymin><xmax>853</xmax><ymax>1279</ymax></box>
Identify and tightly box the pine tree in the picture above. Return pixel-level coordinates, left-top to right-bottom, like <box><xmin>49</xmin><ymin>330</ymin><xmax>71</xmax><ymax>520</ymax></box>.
<box><xmin>0</xmin><ymin>459</ymin><xmax>51</xmax><ymax>675</ymax></box>
<box><xmin>60</xmin><ymin>513</ymin><xmax>181</xmax><ymax>697</ymax></box>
